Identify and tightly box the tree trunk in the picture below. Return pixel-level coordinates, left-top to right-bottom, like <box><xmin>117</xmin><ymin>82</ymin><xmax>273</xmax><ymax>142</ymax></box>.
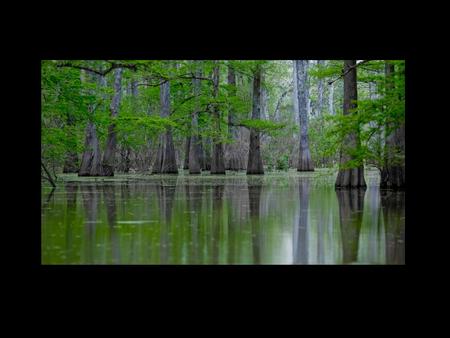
<box><xmin>152</xmin><ymin>80</ymin><xmax>178</xmax><ymax>174</ymax></box>
<box><xmin>336</xmin><ymin>188</ymin><xmax>366</xmax><ymax>263</ymax></box>
<box><xmin>188</xmin><ymin>63</ymin><xmax>202</xmax><ymax>174</ymax></box>
<box><xmin>292</xmin><ymin>61</ymin><xmax>299</xmax><ymax>125</ymax></box>
<box><xmin>328</xmin><ymin>81</ymin><xmax>335</xmax><ymax>115</ymax></box>
<box><xmin>226</xmin><ymin>65</ymin><xmax>241</xmax><ymax>171</ymax></box>
<box><xmin>247</xmin><ymin>64</ymin><xmax>264</xmax><ymax>175</ymax></box>
<box><xmin>210</xmin><ymin>62</ymin><xmax>226</xmax><ymax>174</ymax></box>
<box><xmin>306</xmin><ymin>60</ymin><xmax>312</xmax><ymax>117</ymax></box>
<box><xmin>260</xmin><ymin>76</ymin><xmax>268</xmax><ymax>120</ymax></box>
<box><xmin>295</xmin><ymin>60</ymin><xmax>314</xmax><ymax>171</ymax></box>
<box><xmin>317</xmin><ymin>60</ymin><xmax>325</xmax><ymax>116</ymax></box>
<box><xmin>335</xmin><ymin>60</ymin><xmax>366</xmax><ymax>188</ymax></box>
<box><xmin>78</xmin><ymin>71</ymin><xmax>103</xmax><ymax>176</ymax></box>
<box><xmin>201</xmin><ymin>136</ymin><xmax>211</xmax><ymax>171</ymax></box>
<box><xmin>78</xmin><ymin>119</ymin><xmax>103</xmax><ymax>176</ymax></box>
<box><xmin>102</xmin><ymin>68</ymin><xmax>123</xmax><ymax>176</ymax></box>
<box><xmin>380</xmin><ymin>62</ymin><xmax>405</xmax><ymax>189</ymax></box>
<box><xmin>183</xmin><ymin>136</ymin><xmax>190</xmax><ymax>170</ymax></box>
<box><xmin>62</xmin><ymin>112</ymin><xmax>79</xmax><ymax>173</ymax></box>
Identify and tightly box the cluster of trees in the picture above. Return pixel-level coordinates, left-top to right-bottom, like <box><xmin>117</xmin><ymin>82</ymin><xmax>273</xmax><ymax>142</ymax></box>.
<box><xmin>41</xmin><ymin>59</ymin><xmax>405</xmax><ymax>189</ymax></box>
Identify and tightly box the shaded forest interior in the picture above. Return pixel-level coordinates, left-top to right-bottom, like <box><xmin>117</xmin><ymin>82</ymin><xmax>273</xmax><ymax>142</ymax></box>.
<box><xmin>41</xmin><ymin>60</ymin><xmax>405</xmax><ymax>189</ymax></box>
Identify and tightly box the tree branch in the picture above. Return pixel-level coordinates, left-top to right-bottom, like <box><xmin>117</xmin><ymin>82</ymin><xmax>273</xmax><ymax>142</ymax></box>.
<box><xmin>328</xmin><ymin>60</ymin><xmax>371</xmax><ymax>85</ymax></box>
<box><xmin>41</xmin><ymin>160</ymin><xmax>56</xmax><ymax>187</ymax></box>
<box><xmin>57</xmin><ymin>61</ymin><xmax>137</xmax><ymax>76</ymax></box>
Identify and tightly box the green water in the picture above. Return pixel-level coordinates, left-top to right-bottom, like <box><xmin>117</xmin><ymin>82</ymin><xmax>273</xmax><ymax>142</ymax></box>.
<box><xmin>41</xmin><ymin>171</ymin><xmax>405</xmax><ymax>264</ymax></box>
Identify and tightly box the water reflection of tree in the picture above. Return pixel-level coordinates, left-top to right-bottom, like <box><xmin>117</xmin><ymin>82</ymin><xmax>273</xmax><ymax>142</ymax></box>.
<box><xmin>102</xmin><ymin>185</ymin><xmax>120</xmax><ymax>264</ymax></box>
<box><xmin>212</xmin><ymin>185</ymin><xmax>224</xmax><ymax>264</ymax></box>
<box><xmin>336</xmin><ymin>188</ymin><xmax>366</xmax><ymax>264</ymax></box>
<box><xmin>248</xmin><ymin>183</ymin><xmax>262</xmax><ymax>264</ymax></box>
<box><xmin>380</xmin><ymin>190</ymin><xmax>405</xmax><ymax>264</ymax></box>
<box><xmin>81</xmin><ymin>184</ymin><xmax>100</xmax><ymax>264</ymax></box>
<box><xmin>156</xmin><ymin>180</ymin><xmax>176</xmax><ymax>264</ymax></box>
<box><xmin>294</xmin><ymin>179</ymin><xmax>310</xmax><ymax>264</ymax></box>
<box><xmin>65</xmin><ymin>182</ymin><xmax>78</xmax><ymax>263</ymax></box>
<box><xmin>226</xmin><ymin>182</ymin><xmax>249</xmax><ymax>264</ymax></box>
<box><xmin>42</xmin><ymin>187</ymin><xmax>56</xmax><ymax>210</ymax></box>
<box><xmin>185</xmin><ymin>184</ymin><xmax>203</xmax><ymax>264</ymax></box>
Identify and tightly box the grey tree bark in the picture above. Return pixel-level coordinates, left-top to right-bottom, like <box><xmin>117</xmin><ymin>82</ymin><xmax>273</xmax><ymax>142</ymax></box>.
<box><xmin>328</xmin><ymin>81</ymin><xmax>335</xmax><ymax>115</ymax></box>
<box><xmin>201</xmin><ymin>135</ymin><xmax>211</xmax><ymax>171</ymax></box>
<box><xmin>62</xmin><ymin>111</ymin><xmax>79</xmax><ymax>173</ymax></box>
<box><xmin>292</xmin><ymin>61</ymin><xmax>299</xmax><ymax>124</ymax></box>
<box><xmin>335</xmin><ymin>60</ymin><xmax>366</xmax><ymax>188</ymax></box>
<box><xmin>306</xmin><ymin>60</ymin><xmax>312</xmax><ymax>118</ymax></box>
<box><xmin>78</xmin><ymin>71</ymin><xmax>104</xmax><ymax>176</ymax></box>
<box><xmin>188</xmin><ymin>62</ymin><xmax>202</xmax><ymax>174</ymax></box>
<box><xmin>152</xmin><ymin>80</ymin><xmax>178</xmax><ymax>174</ymax></box>
<box><xmin>317</xmin><ymin>60</ymin><xmax>325</xmax><ymax>116</ymax></box>
<box><xmin>225</xmin><ymin>65</ymin><xmax>241</xmax><ymax>171</ymax></box>
<box><xmin>247</xmin><ymin>64</ymin><xmax>265</xmax><ymax>175</ymax></box>
<box><xmin>260</xmin><ymin>75</ymin><xmax>268</xmax><ymax>120</ymax></box>
<box><xmin>101</xmin><ymin>68</ymin><xmax>123</xmax><ymax>176</ymax></box>
<box><xmin>295</xmin><ymin>60</ymin><xmax>314</xmax><ymax>171</ymax></box>
<box><xmin>274</xmin><ymin>88</ymin><xmax>289</xmax><ymax>122</ymax></box>
<box><xmin>183</xmin><ymin>136</ymin><xmax>190</xmax><ymax>170</ymax></box>
<box><xmin>210</xmin><ymin>62</ymin><xmax>226</xmax><ymax>174</ymax></box>
<box><xmin>380</xmin><ymin>62</ymin><xmax>405</xmax><ymax>189</ymax></box>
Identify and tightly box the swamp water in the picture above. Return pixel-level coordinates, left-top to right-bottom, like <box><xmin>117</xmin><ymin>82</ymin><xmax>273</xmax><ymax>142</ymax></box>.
<box><xmin>41</xmin><ymin>170</ymin><xmax>405</xmax><ymax>264</ymax></box>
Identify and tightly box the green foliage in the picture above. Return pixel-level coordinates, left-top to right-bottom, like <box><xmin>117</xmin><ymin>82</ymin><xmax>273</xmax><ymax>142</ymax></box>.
<box><xmin>239</xmin><ymin>119</ymin><xmax>286</xmax><ymax>134</ymax></box>
<box><xmin>276</xmin><ymin>154</ymin><xmax>290</xmax><ymax>171</ymax></box>
<box><xmin>41</xmin><ymin>59</ymin><xmax>405</xmax><ymax>175</ymax></box>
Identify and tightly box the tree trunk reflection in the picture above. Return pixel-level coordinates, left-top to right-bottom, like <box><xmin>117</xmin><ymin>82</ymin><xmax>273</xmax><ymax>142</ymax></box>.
<box><xmin>336</xmin><ymin>188</ymin><xmax>366</xmax><ymax>264</ymax></box>
<box><xmin>294</xmin><ymin>179</ymin><xmax>310</xmax><ymax>264</ymax></box>
<box><xmin>381</xmin><ymin>190</ymin><xmax>405</xmax><ymax>264</ymax></box>
<box><xmin>248</xmin><ymin>183</ymin><xmax>262</xmax><ymax>264</ymax></box>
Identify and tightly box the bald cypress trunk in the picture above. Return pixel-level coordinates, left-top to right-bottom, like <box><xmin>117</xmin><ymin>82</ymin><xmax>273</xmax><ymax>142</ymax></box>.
<box><xmin>335</xmin><ymin>60</ymin><xmax>366</xmax><ymax>188</ymax></box>
<box><xmin>226</xmin><ymin>65</ymin><xmax>241</xmax><ymax>171</ymax></box>
<box><xmin>380</xmin><ymin>62</ymin><xmax>405</xmax><ymax>189</ymax></box>
<box><xmin>210</xmin><ymin>62</ymin><xmax>226</xmax><ymax>174</ymax></box>
<box><xmin>317</xmin><ymin>60</ymin><xmax>325</xmax><ymax>116</ymax></box>
<box><xmin>62</xmin><ymin>112</ymin><xmax>79</xmax><ymax>173</ymax></box>
<box><xmin>295</xmin><ymin>60</ymin><xmax>314</xmax><ymax>171</ymax></box>
<box><xmin>101</xmin><ymin>68</ymin><xmax>123</xmax><ymax>176</ymax></box>
<box><xmin>247</xmin><ymin>65</ymin><xmax>264</xmax><ymax>175</ymax></box>
<box><xmin>78</xmin><ymin>71</ymin><xmax>104</xmax><ymax>176</ymax></box>
<box><xmin>183</xmin><ymin>136</ymin><xmax>190</xmax><ymax>170</ymax></box>
<box><xmin>202</xmin><ymin>136</ymin><xmax>211</xmax><ymax>171</ymax></box>
<box><xmin>188</xmin><ymin>63</ymin><xmax>202</xmax><ymax>174</ymax></box>
<box><xmin>152</xmin><ymin>80</ymin><xmax>178</xmax><ymax>174</ymax></box>
<box><xmin>329</xmin><ymin>81</ymin><xmax>335</xmax><ymax>115</ymax></box>
<box><xmin>292</xmin><ymin>61</ymin><xmax>299</xmax><ymax>125</ymax></box>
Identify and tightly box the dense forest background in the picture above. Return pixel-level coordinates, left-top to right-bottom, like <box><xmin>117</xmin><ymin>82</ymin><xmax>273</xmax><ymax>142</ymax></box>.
<box><xmin>41</xmin><ymin>60</ymin><xmax>405</xmax><ymax>189</ymax></box>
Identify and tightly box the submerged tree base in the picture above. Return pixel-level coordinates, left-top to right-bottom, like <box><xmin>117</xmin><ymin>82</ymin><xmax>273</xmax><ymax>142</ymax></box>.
<box><xmin>335</xmin><ymin>167</ymin><xmax>367</xmax><ymax>188</ymax></box>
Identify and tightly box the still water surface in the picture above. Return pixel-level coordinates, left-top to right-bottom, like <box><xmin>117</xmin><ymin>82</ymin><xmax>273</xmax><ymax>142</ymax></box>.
<box><xmin>41</xmin><ymin>172</ymin><xmax>405</xmax><ymax>264</ymax></box>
